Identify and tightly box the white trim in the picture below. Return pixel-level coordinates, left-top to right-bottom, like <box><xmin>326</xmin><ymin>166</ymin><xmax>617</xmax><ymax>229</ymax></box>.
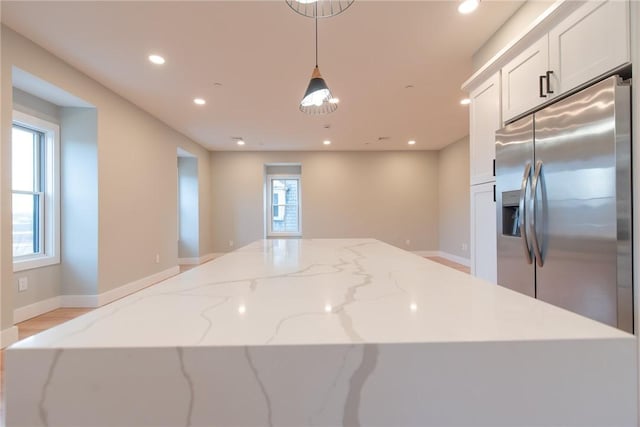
<box><xmin>1</xmin><ymin>326</ymin><xmax>19</xmax><ymax>348</ymax></box>
<box><xmin>13</xmin><ymin>295</ymin><xmax>62</xmax><ymax>324</ymax></box>
<box><xmin>412</xmin><ymin>250</ymin><xmax>441</xmax><ymax>257</ymax></box>
<box><xmin>437</xmin><ymin>252</ymin><xmax>471</xmax><ymax>268</ymax></box>
<box><xmin>177</xmin><ymin>253</ymin><xmax>223</xmax><ymax>265</ymax></box>
<box><xmin>61</xmin><ymin>266</ymin><xmax>179</xmax><ymax>307</ymax></box>
<box><xmin>413</xmin><ymin>250</ymin><xmax>471</xmax><ymax>268</ymax></box>
<box><xmin>93</xmin><ymin>266</ymin><xmax>180</xmax><ymax>307</ymax></box>
<box><xmin>11</xmin><ymin>267</ymin><xmax>181</xmax><ymax>325</ymax></box>
<box><xmin>60</xmin><ymin>294</ymin><xmax>98</xmax><ymax>308</ymax></box>
<box><xmin>12</xmin><ymin>110</ymin><xmax>61</xmax><ymax>272</ymax></box>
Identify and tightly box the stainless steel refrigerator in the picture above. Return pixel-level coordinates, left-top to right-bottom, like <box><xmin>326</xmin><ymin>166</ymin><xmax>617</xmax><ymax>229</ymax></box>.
<box><xmin>495</xmin><ymin>75</ymin><xmax>632</xmax><ymax>333</ymax></box>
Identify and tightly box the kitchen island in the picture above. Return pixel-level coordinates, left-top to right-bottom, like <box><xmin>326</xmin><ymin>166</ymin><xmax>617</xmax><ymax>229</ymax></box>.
<box><xmin>4</xmin><ymin>239</ymin><xmax>637</xmax><ymax>426</ymax></box>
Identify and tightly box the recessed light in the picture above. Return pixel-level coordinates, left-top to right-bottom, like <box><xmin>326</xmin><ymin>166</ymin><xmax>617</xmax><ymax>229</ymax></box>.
<box><xmin>323</xmin><ymin>140</ymin><xmax>331</xmax><ymax>145</ymax></box>
<box><xmin>408</xmin><ymin>140</ymin><xmax>416</xmax><ymax>145</ymax></box>
<box><xmin>458</xmin><ymin>0</ymin><xmax>479</xmax><ymax>14</ymax></box>
<box><xmin>237</xmin><ymin>140</ymin><xmax>245</xmax><ymax>146</ymax></box>
<box><xmin>238</xmin><ymin>304</ymin><xmax>246</xmax><ymax>314</ymax></box>
<box><xmin>460</xmin><ymin>98</ymin><xmax>471</xmax><ymax>105</ymax></box>
<box><xmin>193</xmin><ymin>98</ymin><xmax>206</xmax><ymax>105</ymax></box>
<box><xmin>329</xmin><ymin>98</ymin><xmax>340</xmax><ymax>104</ymax></box>
<box><xmin>324</xmin><ymin>304</ymin><xmax>333</xmax><ymax>313</ymax></box>
<box><xmin>148</xmin><ymin>54</ymin><xmax>165</xmax><ymax>65</ymax></box>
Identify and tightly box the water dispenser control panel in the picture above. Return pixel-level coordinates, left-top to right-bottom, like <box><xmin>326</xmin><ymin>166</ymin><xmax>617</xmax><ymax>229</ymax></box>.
<box><xmin>502</xmin><ymin>190</ymin><xmax>521</xmax><ymax>237</ymax></box>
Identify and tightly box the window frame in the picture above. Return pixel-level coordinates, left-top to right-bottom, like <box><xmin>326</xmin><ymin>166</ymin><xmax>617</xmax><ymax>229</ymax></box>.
<box><xmin>12</xmin><ymin>110</ymin><xmax>60</xmax><ymax>272</ymax></box>
<box><xmin>266</xmin><ymin>174</ymin><xmax>302</xmax><ymax>237</ymax></box>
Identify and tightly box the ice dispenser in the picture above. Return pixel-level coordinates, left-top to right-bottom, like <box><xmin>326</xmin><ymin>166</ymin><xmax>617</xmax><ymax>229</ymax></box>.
<box><xmin>501</xmin><ymin>190</ymin><xmax>521</xmax><ymax>237</ymax></box>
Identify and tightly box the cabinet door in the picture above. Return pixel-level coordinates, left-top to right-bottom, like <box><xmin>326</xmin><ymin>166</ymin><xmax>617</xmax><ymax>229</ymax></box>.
<box><xmin>469</xmin><ymin>73</ymin><xmax>501</xmax><ymax>185</ymax></box>
<box><xmin>470</xmin><ymin>182</ymin><xmax>497</xmax><ymax>284</ymax></box>
<box><xmin>549</xmin><ymin>0</ymin><xmax>630</xmax><ymax>95</ymax></box>
<box><xmin>501</xmin><ymin>35</ymin><xmax>549</xmax><ymax>122</ymax></box>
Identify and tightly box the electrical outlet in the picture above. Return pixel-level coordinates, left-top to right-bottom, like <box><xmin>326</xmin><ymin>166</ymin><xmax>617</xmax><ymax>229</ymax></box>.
<box><xmin>18</xmin><ymin>277</ymin><xmax>28</xmax><ymax>292</ymax></box>
<box><xmin>405</xmin><ymin>239</ymin><xmax>411</xmax><ymax>246</ymax></box>
<box><xmin>229</xmin><ymin>240</ymin><xmax>234</xmax><ymax>247</ymax></box>
<box><xmin>462</xmin><ymin>243</ymin><xmax>468</xmax><ymax>252</ymax></box>
<box><xmin>155</xmin><ymin>254</ymin><xmax>160</xmax><ymax>264</ymax></box>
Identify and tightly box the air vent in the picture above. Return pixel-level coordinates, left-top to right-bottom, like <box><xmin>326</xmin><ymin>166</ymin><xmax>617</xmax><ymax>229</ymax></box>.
<box><xmin>377</xmin><ymin>136</ymin><xmax>391</xmax><ymax>142</ymax></box>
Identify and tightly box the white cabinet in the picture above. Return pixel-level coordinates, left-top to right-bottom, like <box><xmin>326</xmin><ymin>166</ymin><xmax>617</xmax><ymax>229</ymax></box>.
<box><xmin>469</xmin><ymin>73</ymin><xmax>501</xmax><ymax>186</ymax></box>
<box><xmin>470</xmin><ymin>182</ymin><xmax>497</xmax><ymax>284</ymax></box>
<box><xmin>549</xmin><ymin>0</ymin><xmax>630</xmax><ymax>94</ymax></box>
<box><xmin>501</xmin><ymin>35</ymin><xmax>550</xmax><ymax>122</ymax></box>
<box><xmin>501</xmin><ymin>0</ymin><xmax>630</xmax><ymax>123</ymax></box>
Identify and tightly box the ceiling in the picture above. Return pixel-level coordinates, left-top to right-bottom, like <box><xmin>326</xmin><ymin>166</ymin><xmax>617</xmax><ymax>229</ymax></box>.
<box><xmin>1</xmin><ymin>1</ymin><xmax>524</xmax><ymax>151</ymax></box>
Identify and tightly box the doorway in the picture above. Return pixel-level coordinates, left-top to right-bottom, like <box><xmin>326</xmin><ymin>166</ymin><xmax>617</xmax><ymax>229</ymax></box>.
<box><xmin>177</xmin><ymin>148</ymin><xmax>199</xmax><ymax>261</ymax></box>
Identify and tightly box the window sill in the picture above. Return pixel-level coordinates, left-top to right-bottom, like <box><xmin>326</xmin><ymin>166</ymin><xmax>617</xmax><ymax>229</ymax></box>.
<box><xmin>13</xmin><ymin>255</ymin><xmax>60</xmax><ymax>272</ymax></box>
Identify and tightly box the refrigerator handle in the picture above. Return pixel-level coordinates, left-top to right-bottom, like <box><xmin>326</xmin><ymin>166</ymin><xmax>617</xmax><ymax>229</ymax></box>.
<box><xmin>519</xmin><ymin>162</ymin><xmax>533</xmax><ymax>264</ymax></box>
<box><xmin>530</xmin><ymin>160</ymin><xmax>544</xmax><ymax>267</ymax></box>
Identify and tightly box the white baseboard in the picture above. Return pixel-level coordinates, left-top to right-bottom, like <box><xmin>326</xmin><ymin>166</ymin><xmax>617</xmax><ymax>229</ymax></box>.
<box><xmin>60</xmin><ymin>294</ymin><xmax>99</xmax><ymax>308</ymax></box>
<box><xmin>438</xmin><ymin>252</ymin><xmax>471</xmax><ymax>267</ymax></box>
<box><xmin>13</xmin><ymin>266</ymin><xmax>180</xmax><ymax>324</ymax></box>
<box><xmin>177</xmin><ymin>253</ymin><xmax>224</xmax><ymax>265</ymax></box>
<box><xmin>89</xmin><ymin>266</ymin><xmax>180</xmax><ymax>307</ymax></box>
<box><xmin>412</xmin><ymin>250</ymin><xmax>441</xmax><ymax>257</ymax></box>
<box><xmin>1</xmin><ymin>326</ymin><xmax>19</xmax><ymax>348</ymax></box>
<box><xmin>413</xmin><ymin>250</ymin><xmax>470</xmax><ymax>267</ymax></box>
<box><xmin>14</xmin><ymin>296</ymin><xmax>63</xmax><ymax>324</ymax></box>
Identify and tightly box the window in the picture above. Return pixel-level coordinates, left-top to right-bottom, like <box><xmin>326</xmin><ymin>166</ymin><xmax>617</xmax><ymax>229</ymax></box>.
<box><xmin>267</xmin><ymin>175</ymin><xmax>301</xmax><ymax>236</ymax></box>
<box><xmin>12</xmin><ymin>111</ymin><xmax>60</xmax><ymax>271</ymax></box>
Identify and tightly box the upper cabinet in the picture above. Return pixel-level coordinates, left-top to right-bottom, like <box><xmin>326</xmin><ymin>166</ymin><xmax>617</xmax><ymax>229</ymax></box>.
<box><xmin>549</xmin><ymin>0</ymin><xmax>630</xmax><ymax>95</ymax></box>
<box><xmin>499</xmin><ymin>0</ymin><xmax>630</xmax><ymax>123</ymax></box>
<box><xmin>469</xmin><ymin>72</ymin><xmax>501</xmax><ymax>185</ymax></box>
<box><xmin>501</xmin><ymin>36</ymin><xmax>550</xmax><ymax>123</ymax></box>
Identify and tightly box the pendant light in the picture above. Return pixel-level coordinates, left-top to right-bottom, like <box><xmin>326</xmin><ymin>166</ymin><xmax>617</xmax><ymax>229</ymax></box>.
<box><xmin>286</xmin><ymin>0</ymin><xmax>354</xmax><ymax>19</ymax></box>
<box><xmin>300</xmin><ymin>13</ymin><xmax>338</xmax><ymax>114</ymax></box>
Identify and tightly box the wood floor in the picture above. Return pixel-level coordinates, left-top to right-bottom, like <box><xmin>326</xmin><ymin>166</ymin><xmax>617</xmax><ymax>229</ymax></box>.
<box><xmin>0</xmin><ymin>257</ymin><xmax>468</xmax><ymax>420</ymax></box>
<box><xmin>427</xmin><ymin>256</ymin><xmax>470</xmax><ymax>274</ymax></box>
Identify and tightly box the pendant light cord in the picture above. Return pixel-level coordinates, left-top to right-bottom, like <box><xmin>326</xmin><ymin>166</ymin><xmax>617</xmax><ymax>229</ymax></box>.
<box><xmin>315</xmin><ymin>3</ymin><xmax>318</xmax><ymax>67</ymax></box>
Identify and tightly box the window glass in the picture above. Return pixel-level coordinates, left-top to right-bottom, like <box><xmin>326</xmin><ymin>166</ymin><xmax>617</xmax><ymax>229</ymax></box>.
<box><xmin>12</xmin><ymin>193</ymin><xmax>38</xmax><ymax>257</ymax></box>
<box><xmin>12</xmin><ymin>126</ymin><xmax>38</xmax><ymax>192</ymax></box>
<box><xmin>269</xmin><ymin>177</ymin><xmax>300</xmax><ymax>235</ymax></box>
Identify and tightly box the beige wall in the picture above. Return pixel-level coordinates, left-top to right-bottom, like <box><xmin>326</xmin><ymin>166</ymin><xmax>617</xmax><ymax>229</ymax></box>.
<box><xmin>1</xmin><ymin>26</ymin><xmax>213</xmax><ymax>328</ymax></box>
<box><xmin>210</xmin><ymin>151</ymin><xmax>440</xmax><ymax>253</ymax></box>
<box><xmin>438</xmin><ymin>136</ymin><xmax>470</xmax><ymax>259</ymax></box>
<box><xmin>472</xmin><ymin>1</ymin><xmax>554</xmax><ymax>72</ymax></box>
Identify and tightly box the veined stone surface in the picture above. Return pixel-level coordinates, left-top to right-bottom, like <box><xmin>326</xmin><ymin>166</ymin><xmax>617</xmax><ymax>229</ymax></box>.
<box><xmin>5</xmin><ymin>239</ymin><xmax>637</xmax><ymax>426</ymax></box>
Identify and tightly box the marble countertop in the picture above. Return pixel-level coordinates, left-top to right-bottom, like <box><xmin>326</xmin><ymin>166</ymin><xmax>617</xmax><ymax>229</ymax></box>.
<box><xmin>11</xmin><ymin>239</ymin><xmax>631</xmax><ymax>350</ymax></box>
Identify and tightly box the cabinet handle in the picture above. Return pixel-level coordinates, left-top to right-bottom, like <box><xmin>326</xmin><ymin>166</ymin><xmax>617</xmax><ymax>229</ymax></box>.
<box><xmin>493</xmin><ymin>159</ymin><xmax>496</xmax><ymax>177</ymax></box>
<box><xmin>539</xmin><ymin>75</ymin><xmax>547</xmax><ymax>98</ymax></box>
<box><xmin>493</xmin><ymin>184</ymin><xmax>496</xmax><ymax>202</ymax></box>
<box><xmin>545</xmin><ymin>70</ymin><xmax>554</xmax><ymax>94</ymax></box>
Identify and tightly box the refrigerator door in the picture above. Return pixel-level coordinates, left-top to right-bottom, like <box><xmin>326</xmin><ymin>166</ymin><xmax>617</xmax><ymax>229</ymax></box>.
<box><xmin>532</xmin><ymin>76</ymin><xmax>632</xmax><ymax>332</ymax></box>
<box><xmin>496</xmin><ymin>116</ymin><xmax>535</xmax><ymax>297</ymax></box>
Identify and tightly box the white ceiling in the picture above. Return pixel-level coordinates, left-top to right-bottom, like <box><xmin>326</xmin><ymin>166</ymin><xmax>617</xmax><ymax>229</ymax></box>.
<box><xmin>1</xmin><ymin>1</ymin><xmax>524</xmax><ymax>151</ymax></box>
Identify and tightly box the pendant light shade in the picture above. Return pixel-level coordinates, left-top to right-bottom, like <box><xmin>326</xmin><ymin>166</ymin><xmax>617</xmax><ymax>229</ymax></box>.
<box><xmin>300</xmin><ymin>66</ymin><xmax>338</xmax><ymax>114</ymax></box>
<box><xmin>286</xmin><ymin>0</ymin><xmax>354</xmax><ymax>18</ymax></box>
